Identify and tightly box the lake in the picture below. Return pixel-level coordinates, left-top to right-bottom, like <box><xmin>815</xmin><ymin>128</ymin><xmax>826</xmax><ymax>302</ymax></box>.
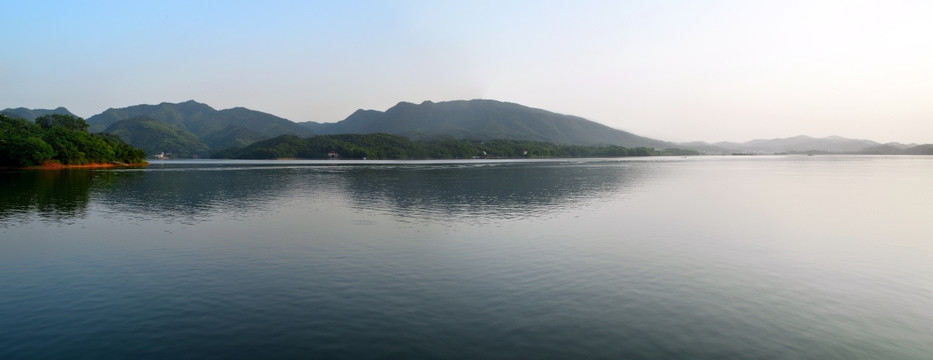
<box><xmin>2</xmin><ymin>156</ymin><xmax>932</xmax><ymax>359</ymax></box>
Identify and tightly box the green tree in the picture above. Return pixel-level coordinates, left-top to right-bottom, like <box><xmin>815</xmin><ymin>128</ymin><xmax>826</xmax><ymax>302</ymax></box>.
<box><xmin>35</xmin><ymin>114</ymin><xmax>89</xmax><ymax>132</ymax></box>
<box><xmin>1</xmin><ymin>113</ymin><xmax>146</xmax><ymax>167</ymax></box>
<box><xmin>1</xmin><ymin>135</ymin><xmax>55</xmax><ymax>167</ymax></box>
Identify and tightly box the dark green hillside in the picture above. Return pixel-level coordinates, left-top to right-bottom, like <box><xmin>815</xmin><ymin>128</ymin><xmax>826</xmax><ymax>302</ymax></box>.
<box><xmin>201</xmin><ymin>126</ymin><xmax>266</xmax><ymax>150</ymax></box>
<box><xmin>300</xmin><ymin>99</ymin><xmax>671</xmax><ymax>148</ymax></box>
<box><xmin>86</xmin><ymin>100</ymin><xmax>313</xmax><ymax>154</ymax></box>
<box><xmin>86</xmin><ymin>99</ymin><xmax>680</xmax><ymax>157</ymax></box>
<box><xmin>217</xmin><ymin>133</ymin><xmax>672</xmax><ymax>160</ymax></box>
<box><xmin>220</xmin><ymin>134</ymin><xmax>429</xmax><ymax>160</ymax></box>
<box><xmin>301</xmin><ymin>109</ymin><xmax>384</xmax><ymax>134</ymax></box>
<box><xmin>0</xmin><ymin>113</ymin><xmax>146</xmax><ymax>167</ymax></box>
<box><xmin>2</xmin><ymin>107</ymin><xmax>76</xmax><ymax>121</ymax></box>
<box><xmin>209</xmin><ymin>107</ymin><xmax>311</xmax><ymax>139</ymax></box>
<box><xmin>87</xmin><ymin>100</ymin><xmax>216</xmax><ymax>133</ymax></box>
<box><xmin>104</xmin><ymin>117</ymin><xmax>210</xmax><ymax>158</ymax></box>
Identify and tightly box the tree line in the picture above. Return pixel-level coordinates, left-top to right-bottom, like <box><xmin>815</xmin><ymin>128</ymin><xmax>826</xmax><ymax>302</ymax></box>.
<box><xmin>0</xmin><ymin>113</ymin><xmax>147</xmax><ymax>167</ymax></box>
<box><xmin>214</xmin><ymin>133</ymin><xmax>698</xmax><ymax>160</ymax></box>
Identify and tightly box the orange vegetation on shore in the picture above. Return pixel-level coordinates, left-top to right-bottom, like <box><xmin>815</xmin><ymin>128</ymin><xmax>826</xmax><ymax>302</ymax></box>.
<box><xmin>23</xmin><ymin>161</ymin><xmax>149</xmax><ymax>170</ymax></box>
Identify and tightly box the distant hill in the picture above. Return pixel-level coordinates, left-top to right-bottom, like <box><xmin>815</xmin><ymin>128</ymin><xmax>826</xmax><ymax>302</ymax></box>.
<box><xmin>1</xmin><ymin>107</ymin><xmax>75</xmax><ymax>121</ymax></box>
<box><xmin>856</xmin><ymin>143</ymin><xmax>933</xmax><ymax>155</ymax></box>
<box><xmin>857</xmin><ymin>144</ymin><xmax>906</xmax><ymax>155</ymax></box>
<box><xmin>903</xmin><ymin>144</ymin><xmax>933</xmax><ymax>155</ymax></box>
<box><xmin>683</xmin><ymin>135</ymin><xmax>921</xmax><ymax>155</ymax></box>
<box><xmin>300</xmin><ymin>99</ymin><xmax>672</xmax><ymax>148</ymax></box>
<box><xmin>718</xmin><ymin>135</ymin><xmax>880</xmax><ymax>154</ymax></box>
<box><xmin>87</xmin><ymin>100</ymin><xmax>312</xmax><ymax>150</ymax></box>
<box><xmin>104</xmin><ymin>117</ymin><xmax>210</xmax><ymax>158</ymax></box>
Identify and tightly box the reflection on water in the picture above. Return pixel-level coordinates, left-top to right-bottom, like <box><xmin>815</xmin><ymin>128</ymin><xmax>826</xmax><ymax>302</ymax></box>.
<box><xmin>2</xmin><ymin>160</ymin><xmax>649</xmax><ymax>224</ymax></box>
<box><xmin>2</xmin><ymin>157</ymin><xmax>932</xmax><ymax>360</ymax></box>
<box><xmin>338</xmin><ymin>161</ymin><xmax>645</xmax><ymax>221</ymax></box>
<box><xmin>0</xmin><ymin>170</ymin><xmax>102</xmax><ymax>223</ymax></box>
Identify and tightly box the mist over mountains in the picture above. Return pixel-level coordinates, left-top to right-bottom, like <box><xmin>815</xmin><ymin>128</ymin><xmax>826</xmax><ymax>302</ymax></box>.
<box><xmin>683</xmin><ymin>135</ymin><xmax>923</xmax><ymax>155</ymax></box>
<box><xmin>4</xmin><ymin>100</ymin><xmax>931</xmax><ymax>157</ymax></box>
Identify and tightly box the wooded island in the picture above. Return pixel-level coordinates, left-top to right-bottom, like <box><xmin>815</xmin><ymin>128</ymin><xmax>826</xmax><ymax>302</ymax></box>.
<box><xmin>0</xmin><ymin>113</ymin><xmax>147</xmax><ymax>168</ymax></box>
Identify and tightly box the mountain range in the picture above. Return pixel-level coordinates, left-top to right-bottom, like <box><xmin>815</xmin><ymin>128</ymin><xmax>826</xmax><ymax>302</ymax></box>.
<box><xmin>682</xmin><ymin>135</ymin><xmax>922</xmax><ymax>155</ymax></box>
<box><xmin>1</xmin><ymin>107</ymin><xmax>75</xmax><ymax>121</ymax></box>
<box><xmin>3</xmin><ymin>100</ymin><xmax>931</xmax><ymax>157</ymax></box>
<box><xmin>299</xmin><ymin>100</ymin><xmax>671</xmax><ymax>148</ymax></box>
<box><xmin>85</xmin><ymin>100</ymin><xmax>312</xmax><ymax>155</ymax></box>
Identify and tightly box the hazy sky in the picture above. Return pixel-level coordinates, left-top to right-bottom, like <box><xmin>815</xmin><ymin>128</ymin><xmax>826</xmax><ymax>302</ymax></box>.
<box><xmin>3</xmin><ymin>0</ymin><xmax>932</xmax><ymax>143</ymax></box>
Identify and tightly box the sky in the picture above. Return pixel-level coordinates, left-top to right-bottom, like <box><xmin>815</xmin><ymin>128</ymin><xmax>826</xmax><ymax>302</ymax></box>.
<box><xmin>3</xmin><ymin>0</ymin><xmax>932</xmax><ymax>144</ymax></box>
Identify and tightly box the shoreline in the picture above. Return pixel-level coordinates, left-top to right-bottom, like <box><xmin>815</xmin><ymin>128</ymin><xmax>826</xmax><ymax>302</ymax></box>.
<box><xmin>18</xmin><ymin>161</ymin><xmax>150</xmax><ymax>170</ymax></box>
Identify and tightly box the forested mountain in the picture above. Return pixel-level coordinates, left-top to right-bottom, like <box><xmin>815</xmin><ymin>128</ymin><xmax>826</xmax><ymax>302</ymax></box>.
<box><xmin>2</xmin><ymin>107</ymin><xmax>75</xmax><ymax>121</ymax></box>
<box><xmin>87</xmin><ymin>100</ymin><xmax>312</xmax><ymax>150</ymax></box>
<box><xmin>104</xmin><ymin>117</ymin><xmax>210</xmax><ymax>158</ymax></box>
<box><xmin>9</xmin><ymin>101</ymin><xmax>933</xmax><ymax>158</ymax></box>
<box><xmin>200</xmin><ymin>126</ymin><xmax>270</xmax><ymax>151</ymax></box>
<box><xmin>300</xmin><ymin>100</ymin><xmax>672</xmax><ymax>149</ymax></box>
<box><xmin>215</xmin><ymin>134</ymin><xmax>670</xmax><ymax>160</ymax></box>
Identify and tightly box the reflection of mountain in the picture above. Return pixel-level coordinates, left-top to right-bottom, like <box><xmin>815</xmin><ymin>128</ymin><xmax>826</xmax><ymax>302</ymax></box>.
<box><xmin>2</xmin><ymin>161</ymin><xmax>646</xmax><ymax>224</ymax></box>
<box><xmin>334</xmin><ymin>161</ymin><xmax>646</xmax><ymax>221</ymax></box>
<box><xmin>0</xmin><ymin>165</ymin><xmax>301</xmax><ymax>224</ymax></box>
<box><xmin>0</xmin><ymin>171</ymin><xmax>100</xmax><ymax>222</ymax></box>
<box><xmin>96</xmin><ymin>161</ymin><xmax>646</xmax><ymax>222</ymax></box>
<box><xmin>94</xmin><ymin>164</ymin><xmax>318</xmax><ymax>223</ymax></box>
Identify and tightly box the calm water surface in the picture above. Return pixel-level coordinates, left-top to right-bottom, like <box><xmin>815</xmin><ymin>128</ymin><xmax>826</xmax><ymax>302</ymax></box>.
<box><xmin>2</xmin><ymin>156</ymin><xmax>932</xmax><ymax>359</ymax></box>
